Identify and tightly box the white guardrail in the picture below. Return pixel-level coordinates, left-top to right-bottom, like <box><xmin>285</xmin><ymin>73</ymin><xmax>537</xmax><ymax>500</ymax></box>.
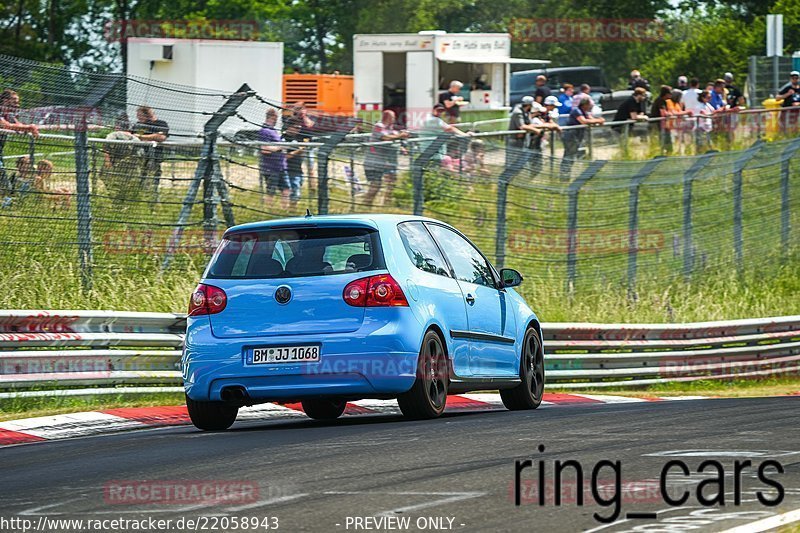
<box><xmin>0</xmin><ymin>310</ymin><xmax>798</xmax><ymax>395</ymax></box>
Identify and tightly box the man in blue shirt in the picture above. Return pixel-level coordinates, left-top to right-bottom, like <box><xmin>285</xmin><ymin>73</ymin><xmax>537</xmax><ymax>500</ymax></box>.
<box><xmin>709</xmin><ymin>79</ymin><xmax>726</xmax><ymax>110</ymax></box>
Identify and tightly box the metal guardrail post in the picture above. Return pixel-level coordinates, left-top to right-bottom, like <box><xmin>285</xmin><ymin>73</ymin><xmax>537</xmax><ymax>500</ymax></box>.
<box><xmin>411</xmin><ymin>133</ymin><xmax>451</xmax><ymax>216</ymax></box>
<box><xmin>495</xmin><ymin>150</ymin><xmax>532</xmax><ymax>269</ymax></box>
<box><xmin>162</xmin><ymin>84</ymin><xmax>253</xmax><ymax>270</ymax></box>
<box><xmin>780</xmin><ymin>138</ymin><xmax>800</xmax><ymax>256</ymax></box>
<box><xmin>316</xmin><ymin>132</ymin><xmax>347</xmax><ymax>215</ymax></box>
<box><xmin>74</xmin><ymin>117</ymin><xmax>93</xmax><ymax>293</ymax></box>
<box><xmin>732</xmin><ymin>142</ymin><xmax>763</xmax><ymax>274</ymax></box>
<box><xmin>681</xmin><ymin>154</ymin><xmax>713</xmax><ymax>279</ymax></box>
<box><xmin>566</xmin><ymin>160</ymin><xmax>606</xmax><ymax>293</ymax></box>
<box><xmin>627</xmin><ymin>159</ymin><xmax>663</xmax><ymax>299</ymax></box>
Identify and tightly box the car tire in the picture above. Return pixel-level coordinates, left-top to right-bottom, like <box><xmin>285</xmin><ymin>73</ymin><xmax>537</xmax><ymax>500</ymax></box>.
<box><xmin>500</xmin><ymin>328</ymin><xmax>545</xmax><ymax>410</ymax></box>
<box><xmin>398</xmin><ymin>330</ymin><xmax>449</xmax><ymax>420</ymax></box>
<box><xmin>301</xmin><ymin>399</ymin><xmax>347</xmax><ymax>420</ymax></box>
<box><xmin>186</xmin><ymin>395</ymin><xmax>238</xmax><ymax>431</ymax></box>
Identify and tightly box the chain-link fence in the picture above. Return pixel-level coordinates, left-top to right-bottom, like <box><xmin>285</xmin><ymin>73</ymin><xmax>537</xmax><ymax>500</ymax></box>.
<box><xmin>747</xmin><ymin>55</ymin><xmax>795</xmax><ymax>104</ymax></box>
<box><xmin>2</xmin><ymin>54</ymin><xmax>800</xmax><ymax>305</ymax></box>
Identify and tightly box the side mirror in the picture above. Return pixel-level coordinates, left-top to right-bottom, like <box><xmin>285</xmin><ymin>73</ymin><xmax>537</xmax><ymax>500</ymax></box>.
<box><xmin>500</xmin><ymin>268</ymin><xmax>523</xmax><ymax>288</ymax></box>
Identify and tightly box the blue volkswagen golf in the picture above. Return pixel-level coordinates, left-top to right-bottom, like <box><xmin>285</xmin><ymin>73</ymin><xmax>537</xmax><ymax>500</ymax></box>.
<box><xmin>182</xmin><ymin>214</ymin><xmax>544</xmax><ymax>430</ymax></box>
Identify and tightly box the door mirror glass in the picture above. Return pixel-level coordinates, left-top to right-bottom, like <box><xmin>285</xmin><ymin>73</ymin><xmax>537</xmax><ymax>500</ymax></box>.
<box><xmin>500</xmin><ymin>268</ymin><xmax>523</xmax><ymax>288</ymax></box>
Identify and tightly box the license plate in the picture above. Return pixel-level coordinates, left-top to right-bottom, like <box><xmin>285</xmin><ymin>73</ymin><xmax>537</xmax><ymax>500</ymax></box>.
<box><xmin>248</xmin><ymin>345</ymin><xmax>320</xmax><ymax>365</ymax></box>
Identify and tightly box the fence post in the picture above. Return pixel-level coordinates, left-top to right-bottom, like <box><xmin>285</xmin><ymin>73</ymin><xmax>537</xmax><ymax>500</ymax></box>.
<box><xmin>161</xmin><ymin>84</ymin><xmax>253</xmax><ymax>270</ymax></box>
<box><xmin>74</xmin><ymin>116</ymin><xmax>93</xmax><ymax>292</ymax></box>
<box><xmin>627</xmin><ymin>158</ymin><xmax>663</xmax><ymax>299</ymax></box>
<box><xmin>681</xmin><ymin>154</ymin><xmax>713</xmax><ymax>279</ymax></box>
<box><xmin>411</xmin><ymin>133</ymin><xmax>451</xmax><ymax>216</ymax></box>
<box><xmin>780</xmin><ymin>139</ymin><xmax>800</xmax><ymax>256</ymax></box>
<box><xmin>731</xmin><ymin>142</ymin><xmax>763</xmax><ymax>275</ymax></box>
<box><xmin>316</xmin><ymin>132</ymin><xmax>347</xmax><ymax>215</ymax></box>
<box><xmin>202</xmin><ymin>148</ymin><xmax>218</xmax><ymax>246</ymax></box>
<box><xmin>586</xmin><ymin>127</ymin><xmax>593</xmax><ymax>160</ymax></box>
<box><xmin>566</xmin><ymin>160</ymin><xmax>606</xmax><ymax>294</ymax></box>
<box><xmin>495</xmin><ymin>150</ymin><xmax>532</xmax><ymax>269</ymax></box>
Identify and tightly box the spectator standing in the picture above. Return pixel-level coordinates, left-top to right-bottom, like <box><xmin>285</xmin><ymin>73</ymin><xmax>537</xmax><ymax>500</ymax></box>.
<box><xmin>572</xmin><ymin>84</ymin><xmax>592</xmax><ymax>108</ymax></box>
<box><xmin>628</xmin><ymin>70</ymin><xmax>651</xmax><ymax>91</ymax></box>
<box><xmin>438</xmin><ymin>80</ymin><xmax>465</xmax><ymax>124</ymax></box>
<box><xmin>664</xmin><ymin>89</ymin><xmax>692</xmax><ymax>154</ymax></box>
<box><xmin>650</xmin><ymin>85</ymin><xmax>672</xmax><ymax>153</ymax></box>
<box><xmin>777</xmin><ymin>71</ymin><xmax>800</xmax><ymax>107</ymax></box>
<box><xmin>776</xmin><ymin>71</ymin><xmax>800</xmax><ymax>134</ymax></box>
<box><xmin>282</xmin><ymin>118</ymin><xmax>306</xmax><ymax>208</ymax></box>
<box><xmin>291</xmin><ymin>102</ymin><xmax>317</xmax><ymax>184</ymax></box>
<box><xmin>682</xmin><ymin>78</ymin><xmax>702</xmax><ymax>114</ymax></box>
<box><xmin>561</xmin><ymin>98</ymin><xmax>604</xmax><ymax>176</ymax></box>
<box><xmin>531</xmin><ymin>98</ymin><xmax>562</xmax><ymax>173</ymax></box>
<box><xmin>724</xmin><ymin>73</ymin><xmax>745</xmax><ymax>108</ymax></box>
<box><xmin>534</xmin><ymin>75</ymin><xmax>551</xmax><ymax>104</ymax></box>
<box><xmin>507</xmin><ymin>96</ymin><xmax>541</xmax><ymax>152</ymax></box>
<box><xmin>132</xmin><ymin>106</ymin><xmax>169</xmax><ymax>196</ymax></box>
<box><xmin>557</xmin><ymin>83</ymin><xmax>574</xmax><ymax>125</ymax></box>
<box><xmin>259</xmin><ymin>108</ymin><xmax>289</xmax><ymax>207</ymax></box>
<box><xmin>0</xmin><ymin>89</ymin><xmax>39</xmax><ymax>203</ymax></box>
<box><xmin>676</xmin><ymin>76</ymin><xmax>689</xmax><ymax>91</ymax></box>
<box><xmin>694</xmin><ymin>90</ymin><xmax>716</xmax><ymax>152</ymax></box>
<box><xmin>363</xmin><ymin>110</ymin><xmax>408</xmax><ymax>206</ymax></box>
<box><xmin>709</xmin><ymin>80</ymin><xmax>726</xmax><ymax>110</ymax></box>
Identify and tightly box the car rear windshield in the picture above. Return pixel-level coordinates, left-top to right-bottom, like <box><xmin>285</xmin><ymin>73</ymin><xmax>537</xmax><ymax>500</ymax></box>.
<box><xmin>205</xmin><ymin>226</ymin><xmax>385</xmax><ymax>279</ymax></box>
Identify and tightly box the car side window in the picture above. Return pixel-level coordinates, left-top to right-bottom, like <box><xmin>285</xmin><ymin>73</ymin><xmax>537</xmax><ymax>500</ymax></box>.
<box><xmin>426</xmin><ymin>224</ymin><xmax>494</xmax><ymax>288</ymax></box>
<box><xmin>397</xmin><ymin>222</ymin><xmax>450</xmax><ymax>277</ymax></box>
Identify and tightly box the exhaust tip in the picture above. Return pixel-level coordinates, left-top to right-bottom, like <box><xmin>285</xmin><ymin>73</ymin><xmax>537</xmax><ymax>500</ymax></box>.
<box><xmin>220</xmin><ymin>386</ymin><xmax>249</xmax><ymax>405</ymax></box>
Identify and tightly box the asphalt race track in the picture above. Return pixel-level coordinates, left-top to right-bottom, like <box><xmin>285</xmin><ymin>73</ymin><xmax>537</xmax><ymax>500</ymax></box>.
<box><xmin>1</xmin><ymin>397</ymin><xmax>799</xmax><ymax>533</ymax></box>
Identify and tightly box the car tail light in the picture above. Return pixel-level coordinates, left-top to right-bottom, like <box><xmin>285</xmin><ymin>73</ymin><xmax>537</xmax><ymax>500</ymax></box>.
<box><xmin>189</xmin><ymin>284</ymin><xmax>227</xmax><ymax>316</ymax></box>
<box><xmin>343</xmin><ymin>274</ymin><xmax>409</xmax><ymax>307</ymax></box>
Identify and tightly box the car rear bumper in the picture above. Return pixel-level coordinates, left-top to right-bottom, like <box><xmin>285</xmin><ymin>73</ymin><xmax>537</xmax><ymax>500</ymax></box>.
<box><xmin>182</xmin><ymin>311</ymin><xmax>421</xmax><ymax>402</ymax></box>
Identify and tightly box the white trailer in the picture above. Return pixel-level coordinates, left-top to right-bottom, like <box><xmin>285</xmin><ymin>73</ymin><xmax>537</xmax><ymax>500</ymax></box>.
<box><xmin>126</xmin><ymin>38</ymin><xmax>283</xmax><ymax>139</ymax></box>
<box><xmin>353</xmin><ymin>31</ymin><xmax>546</xmax><ymax>127</ymax></box>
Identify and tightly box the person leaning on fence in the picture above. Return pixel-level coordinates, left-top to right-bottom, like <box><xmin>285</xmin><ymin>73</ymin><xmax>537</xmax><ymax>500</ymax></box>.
<box><xmin>132</xmin><ymin>106</ymin><xmax>169</xmax><ymax>196</ymax></box>
<box><xmin>529</xmin><ymin>98</ymin><xmax>562</xmax><ymax>173</ymax></box>
<box><xmin>363</xmin><ymin>110</ymin><xmax>409</xmax><ymax>207</ymax></box>
<box><xmin>419</xmin><ymin>104</ymin><xmax>470</xmax><ymax>172</ymax></box>
<box><xmin>561</xmin><ymin>97</ymin><xmax>604</xmax><ymax>177</ymax></box>
<box><xmin>650</xmin><ymin>85</ymin><xmax>673</xmax><ymax>154</ymax></box>
<box><xmin>612</xmin><ymin>87</ymin><xmax>648</xmax><ymax>128</ymax></box>
<box><xmin>664</xmin><ymin>89</ymin><xmax>692</xmax><ymax>155</ymax></box>
<box><xmin>776</xmin><ymin>70</ymin><xmax>800</xmax><ymax>135</ymax></box>
<box><xmin>0</xmin><ymin>89</ymin><xmax>39</xmax><ymax>204</ymax></box>
<box><xmin>259</xmin><ymin>108</ymin><xmax>290</xmax><ymax>207</ymax></box>
<box><xmin>557</xmin><ymin>84</ymin><xmax>574</xmax><ymax>125</ymax></box>
<box><xmin>506</xmin><ymin>96</ymin><xmax>541</xmax><ymax>165</ymax></box>
<box><xmin>693</xmin><ymin>90</ymin><xmax>716</xmax><ymax>153</ymax></box>
<box><xmin>682</xmin><ymin>78</ymin><xmax>702</xmax><ymax>113</ymax></box>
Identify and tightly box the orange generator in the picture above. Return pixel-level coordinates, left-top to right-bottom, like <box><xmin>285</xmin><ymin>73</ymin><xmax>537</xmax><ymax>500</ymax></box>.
<box><xmin>282</xmin><ymin>74</ymin><xmax>354</xmax><ymax>115</ymax></box>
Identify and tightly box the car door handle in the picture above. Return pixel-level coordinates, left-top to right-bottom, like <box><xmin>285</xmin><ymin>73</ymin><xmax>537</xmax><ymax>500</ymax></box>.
<box><xmin>465</xmin><ymin>294</ymin><xmax>475</xmax><ymax>305</ymax></box>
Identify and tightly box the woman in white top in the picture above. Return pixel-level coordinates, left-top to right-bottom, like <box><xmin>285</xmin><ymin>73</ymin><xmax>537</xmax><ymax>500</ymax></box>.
<box><xmin>693</xmin><ymin>90</ymin><xmax>716</xmax><ymax>152</ymax></box>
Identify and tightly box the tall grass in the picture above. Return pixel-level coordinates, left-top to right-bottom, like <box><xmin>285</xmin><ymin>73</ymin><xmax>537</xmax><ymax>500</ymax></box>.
<box><xmin>2</xmin><ymin>247</ymin><xmax>799</xmax><ymax>322</ymax></box>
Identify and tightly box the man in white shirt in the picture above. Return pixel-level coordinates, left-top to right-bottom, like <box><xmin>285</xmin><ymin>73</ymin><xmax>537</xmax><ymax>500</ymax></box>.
<box><xmin>682</xmin><ymin>77</ymin><xmax>703</xmax><ymax>114</ymax></box>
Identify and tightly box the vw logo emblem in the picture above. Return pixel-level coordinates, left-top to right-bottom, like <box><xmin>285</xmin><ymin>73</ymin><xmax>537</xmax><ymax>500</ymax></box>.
<box><xmin>274</xmin><ymin>286</ymin><xmax>292</xmax><ymax>305</ymax></box>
